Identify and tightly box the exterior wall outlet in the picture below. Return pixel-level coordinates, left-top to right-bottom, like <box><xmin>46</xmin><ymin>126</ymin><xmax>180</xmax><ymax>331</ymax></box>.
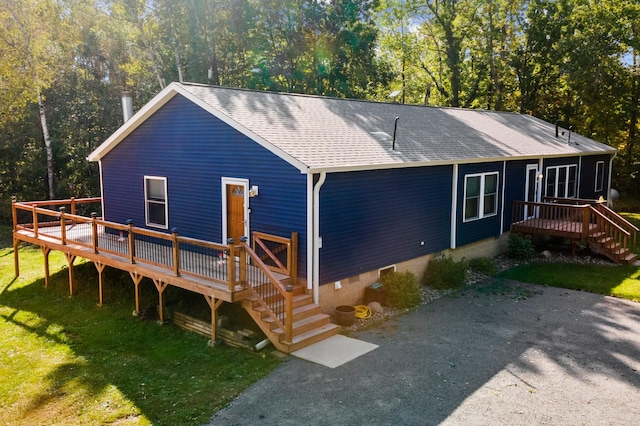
<box><xmin>334</xmin><ymin>280</ymin><xmax>342</xmax><ymax>290</ymax></box>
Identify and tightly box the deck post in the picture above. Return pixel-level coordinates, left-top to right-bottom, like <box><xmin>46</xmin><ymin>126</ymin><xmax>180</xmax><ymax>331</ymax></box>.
<box><xmin>129</xmin><ymin>272</ymin><xmax>143</xmax><ymax>315</ymax></box>
<box><xmin>91</xmin><ymin>213</ymin><xmax>98</xmax><ymax>253</ymax></box>
<box><xmin>59</xmin><ymin>207</ymin><xmax>67</xmax><ymax>245</ymax></box>
<box><xmin>171</xmin><ymin>228</ymin><xmax>180</xmax><ymax>276</ymax></box>
<box><xmin>204</xmin><ymin>295</ymin><xmax>223</xmax><ymax>345</ymax></box>
<box><xmin>127</xmin><ymin>219</ymin><xmax>135</xmax><ymax>264</ymax></box>
<box><xmin>12</xmin><ymin>198</ymin><xmax>19</xmax><ymax>277</ymax></box>
<box><xmin>65</xmin><ymin>253</ymin><xmax>76</xmax><ymax>296</ymax></box>
<box><xmin>32</xmin><ymin>206</ymin><xmax>39</xmax><ymax>238</ymax></box>
<box><xmin>152</xmin><ymin>279</ymin><xmax>169</xmax><ymax>324</ymax></box>
<box><xmin>581</xmin><ymin>206</ymin><xmax>591</xmax><ymax>241</ymax></box>
<box><xmin>94</xmin><ymin>262</ymin><xmax>106</xmax><ymax>305</ymax></box>
<box><xmin>41</xmin><ymin>246</ymin><xmax>51</xmax><ymax>287</ymax></box>
<box><xmin>239</xmin><ymin>237</ymin><xmax>248</xmax><ymax>287</ymax></box>
<box><xmin>226</xmin><ymin>239</ymin><xmax>235</xmax><ymax>291</ymax></box>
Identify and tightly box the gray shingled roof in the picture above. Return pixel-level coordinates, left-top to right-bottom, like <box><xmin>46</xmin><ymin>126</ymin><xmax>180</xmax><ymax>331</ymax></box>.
<box><xmin>89</xmin><ymin>82</ymin><xmax>616</xmax><ymax>173</ymax></box>
<box><xmin>179</xmin><ymin>83</ymin><xmax>614</xmax><ymax>172</ymax></box>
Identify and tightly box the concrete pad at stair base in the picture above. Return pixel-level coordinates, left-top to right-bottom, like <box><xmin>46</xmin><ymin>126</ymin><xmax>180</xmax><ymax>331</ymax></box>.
<box><xmin>291</xmin><ymin>334</ymin><xmax>378</xmax><ymax>368</ymax></box>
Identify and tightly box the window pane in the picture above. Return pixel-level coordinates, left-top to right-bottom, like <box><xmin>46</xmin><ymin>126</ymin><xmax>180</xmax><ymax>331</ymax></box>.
<box><xmin>483</xmin><ymin>194</ymin><xmax>497</xmax><ymax>215</ymax></box>
<box><xmin>546</xmin><ymin>168</ymin><xmax>556</xmax><ymax>197</ymax></box>
<box><xmin>567</xmin><ymin>166</ymin><xmax>577</xmax><ymax>197</ymax></box>
<box><xmin>466</xmin><ymin>176</ymin><xmax>480</xmax><ymax>197</ymax></box>
<box><xmin>465</xmin><ymin>197</ymin><xmax>479</xmax><ymax>220</ymax></box>
<box><xmin>558</xmin><ymin>167</ymin><xmax>567</xmax><ymax>197</ymax></box>
<box><xmin>484</xmin><ymin>174</ymin><xmax>498</xmax><ymax>194</ymax></box>
<box><xmin>147</xmin><ymin>179</ymin><xmax>166</xmax><ymax>201</ymax></box>
<box><xmin>595</xmin><ymin>162</ymin><xmax>604</xmax><ymax>191</ymax></box>
<box><xmin>148</xmin><ymin>202</ymin><xmax>166</xmax><ymax>226</ymax></box>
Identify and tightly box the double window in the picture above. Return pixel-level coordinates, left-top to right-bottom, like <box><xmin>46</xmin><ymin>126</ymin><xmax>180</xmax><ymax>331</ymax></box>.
<box><xmin>144</xmin><ymin>176</ymin><xmax>168</xmax><ymax>228</ymax></box>
<box><xmin>464</xmin><ymin>172</ymin><xmax>499</xmax><ymax>221</ymax></box>
<box><xmin>545</xmin><ymin>165</ymin><xmax>577</xmax><ymax>198</ymax></box>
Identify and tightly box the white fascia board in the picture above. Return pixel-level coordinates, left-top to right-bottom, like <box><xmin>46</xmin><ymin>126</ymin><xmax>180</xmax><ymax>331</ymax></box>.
<box><xmin>305</xmin><ymin>150</ymin><xmax>618</xmax><ymax>175</ymax></box>
<box><xmin>87</xmin><ymin>84</ymin><xmax>180</xmax><ymax>162</ymax></box>
<box><xmin>171</xmin><ymin>84</ymin><xmax>310</xmax><ymax>174</ymax></box>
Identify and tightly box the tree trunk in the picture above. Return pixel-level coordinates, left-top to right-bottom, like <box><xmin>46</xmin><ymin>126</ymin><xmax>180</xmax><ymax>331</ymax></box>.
<box><xmin>38</xmin><ymin>90</ymin><xmax>55</xmax><ymax>200</ymax></box>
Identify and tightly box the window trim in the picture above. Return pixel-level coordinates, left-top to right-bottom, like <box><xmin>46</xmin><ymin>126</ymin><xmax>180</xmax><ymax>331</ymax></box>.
<box><xmin>463</xmin><ymin>171</ymin><xmax>499</xmax><ymax>222</ymax></box>
<box><xmin>595</xmin><ymin>161</ymin><xmax>605</xmax><ymax>192</ymax></box>
<box><xmin>545</xmin><ymin>164</ymin><xmax>577</xmax><ymax>198</ymax></box>
<box><xmin>144</xmin><ymin>176</ymin><xmax>168</xmax><ymax>229</ymax></box>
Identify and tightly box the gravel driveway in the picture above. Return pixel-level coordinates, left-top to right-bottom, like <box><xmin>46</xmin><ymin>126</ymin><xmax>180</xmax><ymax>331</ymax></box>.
<box><xmin>209</xmin><ymin>280</ymin><xmax>640</xmax><ymax>425</ymax></box>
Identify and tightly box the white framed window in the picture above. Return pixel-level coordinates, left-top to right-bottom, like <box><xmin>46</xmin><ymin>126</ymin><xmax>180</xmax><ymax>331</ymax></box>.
<box><xmin>463</xmin><ymin>172</ymin><xmax>499</xmax><ymax>222</ymax></box>
<box><xmin>378</xmin><ymin>265</ymin><xmax>396</xmax><ymax>278</ymax></box>
<box><xmin>144</xmin><ymin>176</ymin><xmax>168</xmax><ymax>229</ymax></box>
<box><xmin>595</xmin><ymin>161</ymin><xmax>605</xmax><ymax>192</ymax></box>
<box><xmin>545</xmin><ymin>165</ymin><xmax>577</xmax><ymax>198</ymax></box>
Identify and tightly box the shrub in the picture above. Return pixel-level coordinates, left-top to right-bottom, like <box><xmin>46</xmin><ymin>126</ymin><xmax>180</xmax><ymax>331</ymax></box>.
<box><xmin>469</xmin><ymin>257</ymin><xmax>497</xmax><ymax>276</ymax></box>
<box><xmin>421</xmin><ymin>255</ymin><xmax>468</xmax><ymax>290</ymax></box>
<box><xmin>379</xmin><ymin>271</ymin><xmax>422</xmax><ymax>309</ymax></box>
<box><xmin>508</xmin><ymin>233</ymin><xmax>535</xmax><ymax>260</ymax></box>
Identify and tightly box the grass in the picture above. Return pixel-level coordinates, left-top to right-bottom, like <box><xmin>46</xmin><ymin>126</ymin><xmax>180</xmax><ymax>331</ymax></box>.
<box><xmin>499</xmin><ymin>212</ymin><xmax>640</xmax><ymax>302</ymax></box>
<box><xmin>0</xmin><ymin>225</ymin><xmax>280</xmax><ymax>425</ymax></box>
<box><xmin>498</xmin><ymin>262</ymin><xmax>640</xmax><ymax>301</ymax></box>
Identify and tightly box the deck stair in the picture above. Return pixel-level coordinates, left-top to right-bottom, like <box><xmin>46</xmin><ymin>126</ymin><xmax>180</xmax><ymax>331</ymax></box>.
<box><xmin>588</xmin><ymin>231</ymin><xmax>638</xmax><ymax>264</ymax></box>
<box><xmin>243</xmin><ymin>284</ymin><xmax>339</xmax><ymax>353</ymax></box>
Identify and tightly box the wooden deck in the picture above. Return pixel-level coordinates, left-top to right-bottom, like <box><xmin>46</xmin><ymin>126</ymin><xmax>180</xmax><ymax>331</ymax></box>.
<box><xmin>511</xmin><ymin>199</ymin><xmax>638</xmax><ymax>263</ymax></box>
<box><xmin>9</xmin><ymin>198</ymin><xmax>340</xmax><ymax>353</ymax></box>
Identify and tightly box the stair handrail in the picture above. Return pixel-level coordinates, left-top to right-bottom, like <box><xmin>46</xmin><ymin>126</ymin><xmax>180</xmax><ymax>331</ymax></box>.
<box><xmin>240</xmin><ymin>243</ymin><xmax>294</xmax><ymax>343</ymax></box>
<box><xmin>589</xmin><ymin>206</ymin><xmax>631</xmax><ymax>259</ymax></box>
<box><xmin>595</xmin><ymin>203</ymin><xmax>638</xmax><ymax>250</ymax></box>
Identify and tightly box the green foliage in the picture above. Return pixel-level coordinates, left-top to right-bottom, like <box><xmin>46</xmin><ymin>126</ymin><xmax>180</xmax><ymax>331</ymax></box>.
<box><xmin>421</xmin><ymin>256</ymin><xmax>469</xmax><ymax>290</ymax></box>
<box><xmin>379</xmin><ymin>270</ymin><xmax>422</xmax><ymax>309</ymax></box>
<box><xmin>508</xmin><ymin>234</ymin><xmax>535</xmax><ymax>260</ymax></box>
<box><xmin>469</xmin><ymin>257</ymin><xmax>498</xmax><ymax>276</ymax></box>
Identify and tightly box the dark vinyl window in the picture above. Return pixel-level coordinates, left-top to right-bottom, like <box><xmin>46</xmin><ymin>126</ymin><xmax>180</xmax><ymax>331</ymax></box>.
<box><xmin>595</xmin><ymin>161</ymin><xmax>605</xmax><ymax>192</ymax></box>
<box><xmin>464</xmin><ymin>172</ymin><xmax>499</xmax><ymax>221</ymax></box>
<box><xmin>145</xmin><ymin>176</ymin><xmax>168</xmax><ymax>228</ymax></box>
<box><xmin>545</xmin><ymin>165</ymin><xmax>577</xmax><ymax>198</ymax></box>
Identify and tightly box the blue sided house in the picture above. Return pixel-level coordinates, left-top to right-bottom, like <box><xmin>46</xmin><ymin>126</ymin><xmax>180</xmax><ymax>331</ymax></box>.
<box><xmin>88</xmin><ymin>82</ymin><xmax>618</xmax><ymax>313</ymax></box>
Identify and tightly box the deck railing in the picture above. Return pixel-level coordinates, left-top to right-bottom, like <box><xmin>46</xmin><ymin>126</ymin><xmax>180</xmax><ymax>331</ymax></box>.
<box><xmin>511</xmin><ymin>200</ymin><xmax>636</xmax><ymax>261</ymax></box>
<box><xmin>252</xmin><ymin>231</ymin><xmax>298</xmax><ymax>284</ymax></box>
<box><xmin>12</xmin><ymin>199</ymin><xmax>291</xmax><ymax>294</ymax></box>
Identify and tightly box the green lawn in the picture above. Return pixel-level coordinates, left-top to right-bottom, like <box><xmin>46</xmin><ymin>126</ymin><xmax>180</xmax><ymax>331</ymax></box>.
<box><xmin>0</xmin><ymin>226</ymin><xmax>280</xmax><ymax>425</ymax></box>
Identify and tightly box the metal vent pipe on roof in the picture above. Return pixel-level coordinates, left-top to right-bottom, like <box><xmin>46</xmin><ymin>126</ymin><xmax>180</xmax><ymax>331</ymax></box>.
<box><xmin>392</xmin><ymin>116</ymin><xmax>399</xmax><ymax>150</ymax></box>
<box><xmin>121</xmin><ymin>90</ymin><xmax>134</xmax><ymax>123</ymax></box>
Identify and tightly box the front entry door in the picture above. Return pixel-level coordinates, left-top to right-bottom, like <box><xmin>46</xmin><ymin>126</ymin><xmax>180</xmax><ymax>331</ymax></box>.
<box><xmin>226</xmin><ymin>184</ymin><xmax>246</xmax><ymax>243</ymax></box>
<box><xmin>525</xmin><ymin>164</ymin><xmax>541</xmax><ymax>219</ymax></box>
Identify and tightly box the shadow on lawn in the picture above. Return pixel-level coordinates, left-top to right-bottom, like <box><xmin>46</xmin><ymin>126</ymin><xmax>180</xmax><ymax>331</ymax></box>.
<box><xmin>0</xmin><ymin>250</ymin><xmax>276</xmax><ymax>425</ymax></box>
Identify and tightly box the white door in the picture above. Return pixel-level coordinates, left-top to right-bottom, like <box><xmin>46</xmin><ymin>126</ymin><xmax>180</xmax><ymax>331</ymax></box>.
<box><xmin>525</xmin><ymin>164</ymin><xmax>541</xmax><ymax>219</ymax></box>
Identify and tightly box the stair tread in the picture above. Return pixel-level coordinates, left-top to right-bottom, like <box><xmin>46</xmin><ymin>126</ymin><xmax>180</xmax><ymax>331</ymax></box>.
<box><xmin>271</xmin><ymin>313</ymin><xmax>330</xmax><ymax>334</ymax></box>
<box><xmin>288</xmin><ymin>324</ymin><xmax>340</xmax><ymax>351</ymax></box>
<box><xmin>258</xmin><ymin>301</ymin><xmax>319</xmax><ymax>320</ymax></box>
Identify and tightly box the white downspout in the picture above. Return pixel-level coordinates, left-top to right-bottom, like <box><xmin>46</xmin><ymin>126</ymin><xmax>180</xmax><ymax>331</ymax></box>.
<box><xmin>450</xmin><ymin>164</ymin><xmax>458</xmax><ymax>249</ymax></box>
<box><xmin>608</xmin><ymin>152</ymin><xmax>617</xmax><ymax>207</ymax></box>
<box><xmin>306</xmin><ymin>174</ymin><xmax>313</xmax><ymax>291</ymax></box>
<box><xmin>312</xmin><ymin>172</ymin><xmax>327</xmax><ymax>304</ymax></box>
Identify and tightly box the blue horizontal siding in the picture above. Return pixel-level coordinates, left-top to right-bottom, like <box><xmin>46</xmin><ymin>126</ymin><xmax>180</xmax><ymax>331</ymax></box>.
<box><xmin>318</xmin><ymin>165</ymin><xmax>452</xmax><ymax>284</ymax></box>
<box><xmin>101</xmin><ymin>94</ymin><xmax>308</xmax><ymax>277</ymax></box>
<box><xmin>579</xmin><ymin>154</ymin><xmax>611</xmax><ymax>200</ymax></box>
<box><xmin>503</xmin><ymin>160</ymin><xmax>539</xmax><ymax>231</ymax></box>
<box><xmin>456</xmin><ymin>162</ymin><xmax>503</xmax><ymax>247</ymax></box>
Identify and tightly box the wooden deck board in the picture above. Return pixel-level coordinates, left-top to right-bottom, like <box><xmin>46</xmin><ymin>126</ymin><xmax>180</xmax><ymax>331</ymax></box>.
<box><xmin>511</xmin><ymin>218</ymin><xmax>597</xmax><ymax>239</ymax></box>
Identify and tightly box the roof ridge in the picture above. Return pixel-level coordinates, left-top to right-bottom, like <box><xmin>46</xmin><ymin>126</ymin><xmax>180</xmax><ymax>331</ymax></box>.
<box><xmin>175</xmin><ymin>81</ymin><xmax>526</xmax><ymax>116</ymax></box>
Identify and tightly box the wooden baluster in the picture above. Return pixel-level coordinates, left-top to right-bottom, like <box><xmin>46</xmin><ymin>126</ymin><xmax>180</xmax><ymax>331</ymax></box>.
<box><xmin>32</xmin><ymin>206</ymin><xmax>39</xmax><ymax>238</ymax></box>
